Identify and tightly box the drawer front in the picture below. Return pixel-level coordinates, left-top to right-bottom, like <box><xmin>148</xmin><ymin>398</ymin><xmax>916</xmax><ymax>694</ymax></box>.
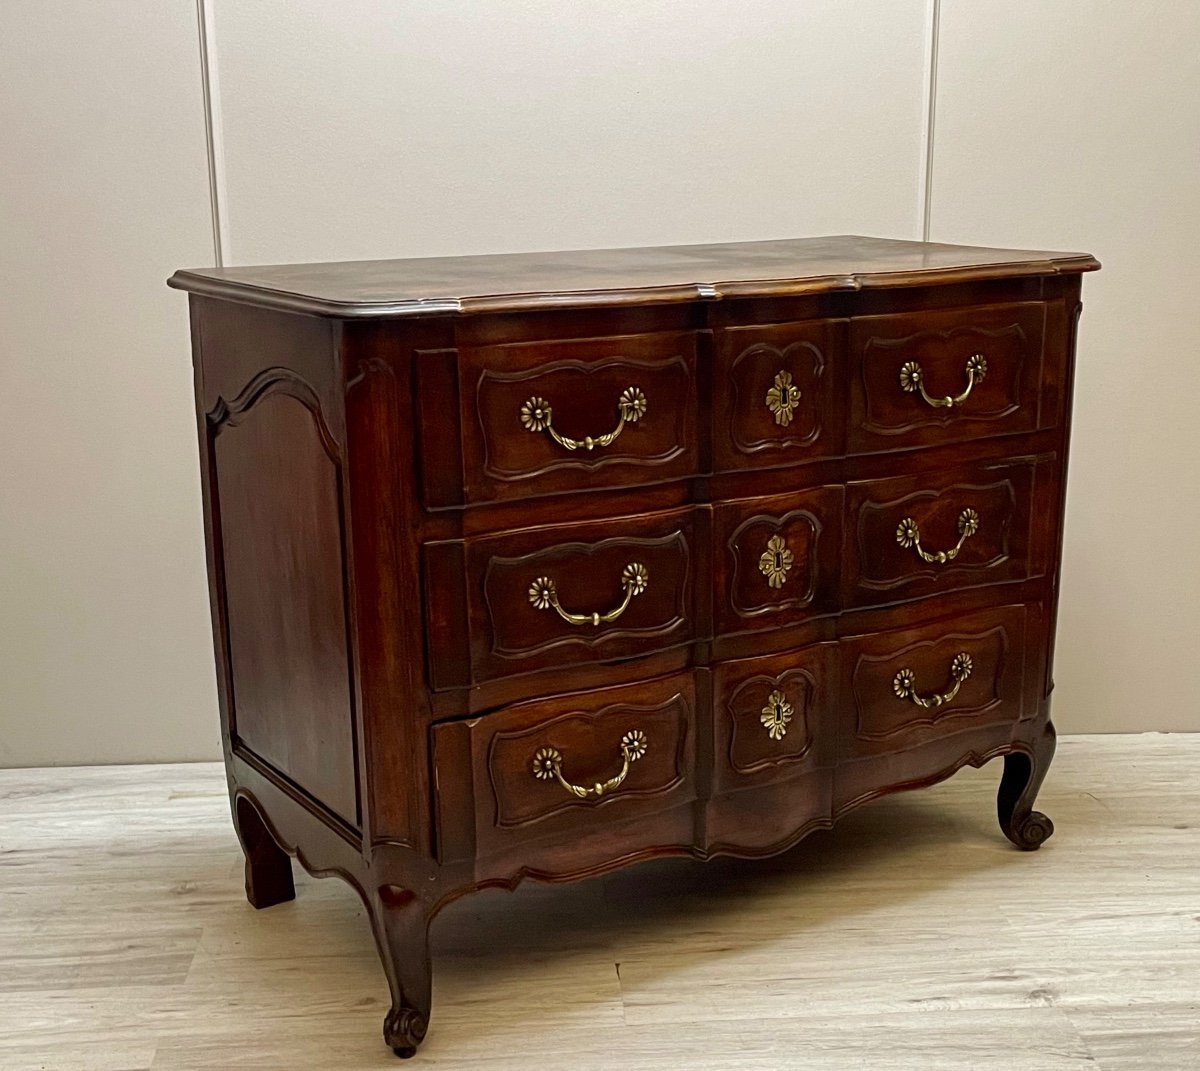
<box><xmin>713</xmin><ymin>320</ymin><xmax>840</xmax><ymax>470</ymax></box>
<box><xmin>425</xmin><ymin>508</ymin><xmax>694</xmax><ymax>688</ymax></box>
<box><xmin>713</xmin><ymin>486</ymin><xmax>843</xmax><ymax>636</ymax></box>
<box><xmin>845</xmin><ymin>459</ymin><xmax>1037</xmax><ymax>608</ymax></box>
<box><xmin>841</xmin><ymin>605</ymin><xmax>1028</xmax><ymax>759</ymax></box>
<box><xmin>458</xmin><ymin>331</ymin><xmax>698</xmax><ymax>503</ymax></box>
<box><xmin>712</xmin><ymin>643</ymin><xmax>836</xmax><ymax>793</ymax></box>
<box><xmin>849</xmin><ymin>302</ymin><xmax>1045</xmax><ymax>453</ymax></box>
<box><xmin>431</xmin><ymin>672</ymin><xmax>697</xmax><ymax>863</ymax></box>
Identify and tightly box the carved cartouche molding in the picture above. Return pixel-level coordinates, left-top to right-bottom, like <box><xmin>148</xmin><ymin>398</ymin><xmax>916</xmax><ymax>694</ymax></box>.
<box><xmin>206</xmin><ymin>366</ymin><xmax>342</xmax><ymax>459</ymax></box>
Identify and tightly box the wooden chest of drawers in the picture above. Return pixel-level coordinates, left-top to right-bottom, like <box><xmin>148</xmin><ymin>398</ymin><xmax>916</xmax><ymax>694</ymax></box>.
<box><xmin>170</xmin><ymin>235</ymin><xmax>1098</xmax><ymax>1057</ymax></box>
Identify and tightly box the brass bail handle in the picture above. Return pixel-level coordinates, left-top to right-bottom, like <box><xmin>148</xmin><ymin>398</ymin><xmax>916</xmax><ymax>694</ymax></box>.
<box><xmin>896</xmin><ymin>509</ymin><xmax>980</xmax><ymax>564</ymax></box>
<box><xmin>893</xmin><ymin>652</ymin><xmax>974</xmax><ymax>709</ymax></box>
<box><xmin>528</xmin><ymin>562</ymin><xmax>649</xmax><ymax>627</ymax></box>
<box><xmin>899</xmin><ymin>354</ymin><xmax>987</xmax><ymax>409</ymax></box>
<box><xmin>520</xmin><ymin>387</ymin><xmax>648</xmax><ymax>451</ymax></box>
<box><xmin>531</xmin><ymin>730</ymin><xmax>648</xmax><ymax>798</ymax></box>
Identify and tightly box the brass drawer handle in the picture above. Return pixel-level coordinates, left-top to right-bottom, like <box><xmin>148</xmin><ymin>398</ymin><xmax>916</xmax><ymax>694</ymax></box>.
<box><xmin>528</xmin><ymin>562</ymin><xmax>649</xmax><ymax>627</ymax></box>
<box><xmin>893</xmin><ymin>652</ymin><xmax>974</xmax><ymax>709</ymax></box>
<box><xmin>531</xmin><ymin>730</ymin><xmax>648</xmax><ymax>798</ymax></box>
<box><xmin>899</xmin><ymin>353</ymin><xmax>987</xmax><ymax>409</ymax></box>
<box><xmin>895</xmin><ymin>508</ymin><xmax>980</xmax><ymax>564</ymax></box>
<box><xmin>520</xmin><ymin>387</ymin><xmax>647</xmax><ymax>451</ymax></box>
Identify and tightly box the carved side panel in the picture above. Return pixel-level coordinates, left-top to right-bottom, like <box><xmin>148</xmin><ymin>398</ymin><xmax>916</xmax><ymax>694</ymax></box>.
<box><xmin>210</xmin><ymin>373</ymin><xmax>359</xmax><ymax>826</ymax></box>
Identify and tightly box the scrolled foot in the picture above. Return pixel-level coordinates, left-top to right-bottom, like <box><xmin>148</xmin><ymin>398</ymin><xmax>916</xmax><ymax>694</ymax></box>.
<box><xmin>1009</xmin><ymin>809</ymin><xmax>1054</xmax><ymax>851</ymax></box>
<box><xmin>385</xmin><ymin>1006</ymin><xmax>427</xmax><ymax>1059</ymax></box>
<box><xmin>371</xmin><ymin>885</ymin><xmax>432</xmax><ymax>1057</ymax></box>
<box><xmin>997</xmin><ymin>721</ymin><xmax>1057</xmax><ymax>851</ymax></box>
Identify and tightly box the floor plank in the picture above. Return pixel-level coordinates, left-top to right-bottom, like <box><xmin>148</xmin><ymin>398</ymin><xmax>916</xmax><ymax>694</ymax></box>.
<box><xmin>0</xmin><ymin>734</ymin><xmax>1197</xmax><ymax>1069</ymax></box>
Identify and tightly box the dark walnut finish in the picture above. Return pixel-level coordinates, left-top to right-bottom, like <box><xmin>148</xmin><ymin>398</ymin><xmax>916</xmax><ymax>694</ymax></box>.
<box><xmin>170</xmin><ymin>235</ymin><xmax>1097</xmax><ymax>1057</ymax></box>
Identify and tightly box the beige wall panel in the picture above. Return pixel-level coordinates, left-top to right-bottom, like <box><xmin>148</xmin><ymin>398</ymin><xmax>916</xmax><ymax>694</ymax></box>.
<box><xmin>931</xmin><ymin>2</ymin><xmax>1200</xmax><ymax>731</ymax></box>
<box><xmin>210</xmin><ymin>0</ymin><xmax>930</xmax><ymax>264</ymax></box>
<box><xmin>0</xmin><ymin>2</ymin><xmax>220</xmax><ymax>764</ymax></box>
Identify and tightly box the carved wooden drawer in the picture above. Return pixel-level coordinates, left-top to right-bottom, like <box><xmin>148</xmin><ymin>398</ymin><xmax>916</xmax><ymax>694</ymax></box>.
<box><xmin>712</xmin><ymin>319</ymin><xmax>841</xmax><ymax>470</ymax></box>
<box><xmin>711</xmin><ymin>643</ymin><xmax>836</xmax><ymax>793</ymax></box>
<box><xmin>430</xmin><ymin>672</ymin><xmax>697</xmax><ymax>864</ymax></box>
<box><xmin>848</xmin><ymin>302</ymin><xmax>1046</xmax><ymax>453</ymax></box>
<box><xmin>712</xmin><ymin>486</ymin><xmax>843</xmax><ymax>636</ymax></box>
<box><xmin>840</xmin><ymin>604</ymin><xmax>1028</xmax><ymax>760</ymax></box>
<box><xmin>430</xmin><ymin>330</ymin><xmax>698</xmax><ymax>505</ymax></box>
<box><xmin>844</xmin><ymin>458</ymin><xmax>1040</xmax><ymax>608</ymax></box>
<box><xmin>424</xmin><ymin>507</ymin><xmax>695</xmax><ymax>689</ymax></box>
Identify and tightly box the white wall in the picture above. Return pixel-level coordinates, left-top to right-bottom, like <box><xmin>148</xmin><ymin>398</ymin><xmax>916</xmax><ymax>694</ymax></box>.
<box><xmin>930</xmin><ymin>1</ymin><xmax>1200</xmax><ymax>733</ymax></box>
<box><xmin>0</xmin><ymin>2</ymin><xmax>220</xmax><ymax>765</ymax></box>
<box><xmin>1</xmin><ymin>2</ymin><xmax>1196</xmax><ymax>764</ymax></box>
<box><xmin>210</xmin><ymin>0</ymin><xmax>930</xmax><ymax>263</ymax></box>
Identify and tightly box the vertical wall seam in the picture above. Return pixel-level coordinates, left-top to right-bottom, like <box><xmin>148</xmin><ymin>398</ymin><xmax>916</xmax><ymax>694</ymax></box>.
<box><xmin>919</xmin><ymin>0</ymin><xmax>941</xmax><ymax>242</ymax></box>
<box><xmin>196</xmin><ymin>0</ymin><xmax>228</xmax><ymax>266</ymax></box>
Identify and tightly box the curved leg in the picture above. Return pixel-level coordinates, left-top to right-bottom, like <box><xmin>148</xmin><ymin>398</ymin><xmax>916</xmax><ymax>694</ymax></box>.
<box><xmin>997</xmin><ymin>720</ymin><xmax>1057</xmax><ymax>851</ymax></box>
<box><xmin>370</xmin><ymin>885</ymin><xmax>433</xmax><ymax>1058</ymax></box>
<box><xmin>233</xmin><ymin>795</ymin><xmax>295</xmax><ymax>909</ymax></box>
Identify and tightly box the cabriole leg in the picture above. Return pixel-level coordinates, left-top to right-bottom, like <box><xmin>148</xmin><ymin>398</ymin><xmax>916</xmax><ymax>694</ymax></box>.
<box><xmin>997</xmin><ymin>720</ymin><xmax>1057</xmax><ymax>851</ymax></box>
<box><xmin>370</xmin><ymin>885</ymin><xmax>433</xmax><ymax>1058</ymax></box>
<box><xmin>233</xmin><ymin>794</ymin><xmax>296</xmax><ymax>909</ymax></box>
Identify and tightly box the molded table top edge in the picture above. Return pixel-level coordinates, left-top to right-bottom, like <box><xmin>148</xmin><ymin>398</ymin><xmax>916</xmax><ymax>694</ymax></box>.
<box><xmin>168</xmin><ymin>235</ymin><xmax>1100</xmax><ymax>319</ymax></box>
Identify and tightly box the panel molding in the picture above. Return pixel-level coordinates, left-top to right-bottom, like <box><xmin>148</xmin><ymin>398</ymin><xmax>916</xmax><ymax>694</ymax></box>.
<box><xmin>728</xmin><ymin>339</ymin><xmax>825</xmax><ymax>454</ymax></box>
<box><xmin>206</xmin><ymin>366</ymin><xmax>341</xmax><ymax>459</ymax></box>
<box><xmin>476</xmin><ymin>354</ymin><xmax>690</xmax><ymax>482</ymax></box>
<box><xmin>727</xmin><ymin>509</ymin><xmax>822</xmax><ymax>618</ymax></box>
<box><xmin>919</xmin><ymin>0</ymin><xmax>942</xmax><ymax>240</ymax></box>
<box><xmin>725</xmin><ymin>668</ymin><xmax>815</xmax><ymax>775</ymax></box>
<box><xmin>861</xmin><ymin>320</ymin><xmax>1027</xmax><ymax>435</ymax></box>
<box><xmin>851</xmin><ymin>623</ymin><xmax>1010</xmax><ymax>742</ymax></box>
<box><xmin>484</xmin><ymin>530</ymin><xmax>691</xmax><ymax>661</ymax></box>
<box><xmin>855</xmin><ymin>476</ymin><xmax>1016</xmax><ymax>591</ymax></box>
<box><xmin>196</xmin><ymin>0</ymin><xmax>229</xmax><ymax>265</ymax></box>
<box><xmin>486</xmin><ymin>694</ymin><xmax>690</xmax><ymax>830</ymax></box>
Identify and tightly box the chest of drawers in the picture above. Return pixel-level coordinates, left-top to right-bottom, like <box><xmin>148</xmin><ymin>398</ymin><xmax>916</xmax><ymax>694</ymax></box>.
<box><xmin>170</xmin><ymin>235</ymin><xmax>1098</xmax><ymax>1057</ymax></box>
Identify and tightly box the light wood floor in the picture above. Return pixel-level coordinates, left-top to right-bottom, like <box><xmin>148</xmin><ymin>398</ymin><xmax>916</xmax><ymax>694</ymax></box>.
<box><xmin>1</xmin><ymin>734</ymin><xmax>1198</xmax><ymax>1070</ymax></box>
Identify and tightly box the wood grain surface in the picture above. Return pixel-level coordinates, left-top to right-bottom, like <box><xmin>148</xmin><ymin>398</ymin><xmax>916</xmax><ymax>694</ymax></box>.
<box><xmin>168</xmin><ymin>235</ymin><xmax>1098</xmax><ymax>317</ymax></box>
